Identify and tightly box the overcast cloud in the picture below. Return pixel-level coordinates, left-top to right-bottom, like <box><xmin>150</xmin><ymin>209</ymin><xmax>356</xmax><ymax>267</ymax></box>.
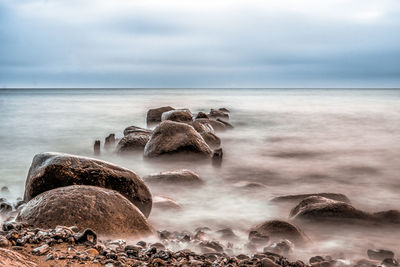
<box><xmin>0</xmin><ymin>0</ymin><xmax>400</xmax><ymax>88</ymax></box>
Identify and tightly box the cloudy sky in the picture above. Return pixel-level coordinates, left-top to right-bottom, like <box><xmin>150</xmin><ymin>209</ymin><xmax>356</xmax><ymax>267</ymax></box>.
<box><xmin>0</xmin><ymin>0</ymin><xmax>399</xmax><ymax>88</ymax></box>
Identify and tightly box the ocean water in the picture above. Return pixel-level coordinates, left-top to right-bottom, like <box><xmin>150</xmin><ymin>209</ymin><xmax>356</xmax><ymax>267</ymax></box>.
<box><xmin>1</xmin><ymin>88</ymin><xmax>400</xmax><ymax>260</ymax></box>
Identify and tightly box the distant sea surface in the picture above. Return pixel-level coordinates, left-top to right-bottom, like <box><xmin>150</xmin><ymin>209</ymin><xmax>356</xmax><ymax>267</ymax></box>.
<box><xmin>1</xmin><ymin>88</ymin><xmax>400</xmax><ymax>258</ymax></box>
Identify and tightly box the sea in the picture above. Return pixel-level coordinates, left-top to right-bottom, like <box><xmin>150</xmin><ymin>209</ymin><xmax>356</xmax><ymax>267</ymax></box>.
<box><xmin>1</xmin><ymin>88</ymin><xmax>400</xmax><ymax>260</ymax></box>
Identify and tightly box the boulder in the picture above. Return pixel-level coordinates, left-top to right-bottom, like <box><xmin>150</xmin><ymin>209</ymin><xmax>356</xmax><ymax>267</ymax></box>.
<box><xmin>195</xmin><ymin>112</ymin><xmax>209</xmax><ymax>119</ymax></box>
<box><xmin>161</xmin><ymin>109</ymin><xmax>193</xmax><ymax>123</ymax></box>
<box><xmin>250</xmin><ymin>220</ymin><xmax>309</xmax><ymax>245</ymax></box>
<box><xmin>153</xmin><ymin>195</ymin><xmax>182</xmax><ymax>211</ymax></box>
<box><xmin>144</xmin><ymin>169</ymin><xmax>203</xmax><ymax>185</ymax></box>
<box><xmin>195</xmin><ymin>118</ymin><xmax>227</xmax><ymax>131</ymax></box>
<box><xmin>188</xmin><ymin>121</ymin><xmax>214</xmax><ymax>134</ymax></box>
<box><xmin>373</xmin><ymin>210</ymin><xmax>400</xmax><ymax>224</ymax></box>
<box><xmin>116</xmin><ymin>132</ymin><xmax>151</xmax><ymax>153</ymax></box>
<box><xmin>147</xmin><ymin>106</ymin><xmax>175</xmax><ymax>125</ymax></box>
<box><xmin>144</xmin><ymin>121</ymin><xmax>213</xmax><ymax>158</ymax></box>
<box><xmin>216</xmin><ymin>118</ymin><xmax>234</xmax><ymax>129</ymax></box>
<box><xmin>23</xmin><ymin>152</ymin><xmax>152</xmax><ymax>217</ymax></box>
<box><xmin>270</xmin><ymin>193</ymin><xmax>350</xmax><ymax>204</ymax></box>
<box><xmin>290</xmin><ymin>196</ymin><xmax>373</xmax><ymax>223</ymax></box>
<box><xmin>208</xmin><ymin>109</ymin><xmax>229</xmax><ymax>119</ymax></box>
<box><xmin>200</xmin><ymin>132</ymin><xmax>221</xmax><ymax>148</ymax></box>
<box><xmin>104</xmin><ymin>133</ymin><xmax>116</xmax><ymax>149</ymax></box>
<box><xmin>17</xmin><ymin>185</ymin><xmax>154</xmax><ymax>237</ymax></box>
<box><xmin>219</xmin><ymin>108</ymin><xmax>230</xmax><ymax>113</ymax></box>
<box><xmin>123</xmin><ymin>125</ymin><xmax>152</xmax><ymax>136</ymax></box>
<box><xmin>0</xmin><ymin>248</ymin><xmax>37</xmax><ymax>267</ymax></box>
<box><xmin>367</xmin><ymin>249</ymin><xmax>394</xmax><ymax>261</ymax></box>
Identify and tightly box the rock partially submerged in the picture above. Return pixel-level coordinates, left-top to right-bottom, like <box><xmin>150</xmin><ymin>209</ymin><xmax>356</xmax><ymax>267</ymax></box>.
<box><xmin>208</xmin><ymin>109</ymin><xmax>229</xmax><ymax>119</ymax></box>
<box><xmin>161</xmin><ymin>109</ymin><xmax>193</xmax><ymax>123</ymax></box>
<box><xmin>144</xmin><ymin>169</ymin><xmax>203</xmax><ymax>186</ymax></box>
<box><xmin>123</xmin><ymin>125</ymin><xmax>152</xmax><ymax>136</ymax></box>
<box><xmin>17</xmin><ymin>185</ymin><xmax>154</xmax><ymax>237</ymax></box>
<box><xmin>23</xmin><ymin>152</ymin><xmax>152</xmax><ymax>217</ymax></box>
<box><xmin>147</xmin><ymin>106</ymin><xmax>174</xmax><ymax>125</ymax></box>
<box><xmin>195</xmin><ymin>118</ymin><xmax>227</xmax><ymax>132</ymax></box>
<box><xmin>116</xmin><ymin>132</ymin><xmax>151</xmax><ymax>153</ymax></box>
<box><xmin>271</xmin><ymin>193</ymin><xmax>351</xmax><ymax>204</ymax></box>
<box><xmin>144</xmin><ymin>121</ymin><xmax>213</xmax><ymax>158</ymax></box>
<box><xmin>290</xmin><ymin>196</ymin><xmax>400</xmax><ymax>225</ymax></box>
<box><xmin>250</xmin><ymin>220</ymin><xmax>309</xmax><ymax>246</ymax></box>
<box><xmin>200</xmin><ymin>132</ymin><xmax>221</xmax><ymax>148</ymax></box>
<box><xmin>152</xmin><ymin>195</ymin><xmax>182</xmax><ymax>211</ymax></box>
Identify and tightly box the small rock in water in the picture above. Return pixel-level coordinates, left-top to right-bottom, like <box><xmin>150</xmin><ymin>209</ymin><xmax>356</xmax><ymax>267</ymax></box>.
<box><xmin>212</xmin><ymin>148</ymin><xmax>223</xmax><ymax>167</ymax></box>
<box><xmin>382</xmin><ymin>258</ymin><xmax>399</xmax><ymax>267</ymax></box>
<box><xmin>249</xmin><ymin>230</ymin><xmax>270</xmax><ymax>245</ymax></box>
<box><xmin>94</xmin><ymin>140</ymin><xmax>101</xmax><ymax>155</ymax></box>
<box><xmin>195</xmin><ymin>112</ymin><xmax>209</xmax><ymax>119</ymax></box>
<box><xmin>32</xmin><ymin>244</ymin><xmax>50</xmax><ymax>255</ymax></box>
<box><xmin>104</xmin><ymin>133</ymin><xmax>116</xmax><ymax>150</ymax></box>
<box><xmin>0</xmin><ymin>202</ymin><xmax>12</xmax><ymax>213</ymax></box>
<box><xmin>367</xmin><ymin>249</ymin><xmax>394</xmax><ymax>261</ymax></box>
<box><xmin>1</xmin><ymin>186</ymin><xmax>9</xmax><ymax>192</ymax></box>
<box><xmin>264</xmin><ymin>239</ymin><xmax>294</xmax><ymax>255</ymax></box>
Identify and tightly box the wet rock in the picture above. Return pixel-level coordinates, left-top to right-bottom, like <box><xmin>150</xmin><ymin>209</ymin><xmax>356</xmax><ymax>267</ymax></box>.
<box><xmin>373</xmin><ymin>210</ymin><xmax>400</xmax><ymax>224</ymax></box>
<box><xmin>212</xmin><ymin>148</ymin><xmax>223</xmax><ymax>167</ymax></box>
<box><xmin>0</xmin><ymin>248</ymin><xmax>37</xmax><ymax>266</ymax></box>
<box><xmin>144</xmin><ymin>169</ymin><xmax>203</xmax><ymax>186</ymax></box>
<box><xmin>161</xmin><ymin>109</ymin><xmax>193</xmax><ymax>123</ymax></box>
<box><xmin>2</xmin><ymin>221</ymin><xmax>28</xmax><ymax>231</ymax></box>
<box><xmin>354</xmin><ymin>258</ymin><xmax>380</xmax><ymax>267</ymax></box>
<box><xmin>219</xmin><ymin>108</ymin><xmax>230</xmax><ymax>113</ymax></box>
<box><xmin>94</xmin><ymin>140</ymin><xmax>101</xmax><ymax>155</ymax></box>
<box><xmin>250</xmin><ymin>220</ymin><xmax>309</xmax><ymax>245</ymax></box>
<box><xmin>195</xmin><ymin>112</ymin><xmax>209</xmax><ymax>119</ymax></box>
<box><xmin>0</xmin><ymin>236</ymin><xmax>10</xmax><ymax>248</ymax></box>
<box><xmin>216</xmin><ymin>228</ymin><xmax>238</xmax><ymax>240</ymax></box>
<box><xmin>216</xmin><ymin>118</ymin><xmax>234</xmax><ymax>129</ymax></box>
<box><xmin>209</xmin><ymin>109</ymin><xmax>229</xmax><ymax>119</ymax></box>
<box><xmin>188</xmin><ymin>120</ymin><xmax>214</xmax><ymax>134</ymax></box>
<box><xmin>144</xmin><ymin>121</ymin><xmax>213</xmax><ymax>158</ymax></box>
<box><xmin>153</xmin><ymin>195</ymin><xmax>182</xmax><ymax>211</ymax></box>
<box><xmin>264</xmin><ymin>239</ymin><xmax>294</xmax><ymax>255</ymax></box>
<box><xmin>199</xmin><ymin>241</ymin><xmax>224</xmax><ymax>253</ymax></box>
<box><xmin>17</xmin><ymin>185</ymin><xmax>154</xmax><ymax>236</ymax></box>
<box><xmin>32</xmin><ymin>244</ymin><xmax>50</xmax><ymax>255</ymax></box>
<box><xmin>270</xmin><ymin>193</ymin><xmax>351</xmax><ymax>204</ymax></box>
<box><xmin>195</xmin><ymin>118</ymin><xmax>227</xmax><ymax>131</ymax></box>
<box><xmin>261</xmin><ymin>257</ymin><xmax>281</xmax><ymax>267</ymax></box>
<box><xmin>382</xmin><ymin>258</ymin><xmax>399</xmax><ymax>267</ymax></box>
<box><xmin>104</xmin><ymin>133</ymin><xmax>116</xmax><ymax>149</ymax></box>
<box><xmin>24</xmin><ymin>152</ymin><xmax>152</xmax><ymax>217</ymax></box>
<box><xmin>233</xmin><ymin>181</ymin><xmax>268</xmax><ymax>191</ymax></box>
<box><xmin>150</xmin><ymin>242</ymin><xmax>165</xmax><ymax>250</ymax></box>
<box><xmin>249</xmin><ymin>230</ymin><xmax>270</xmax><ymax>245</ymax></box>
<box><xmin>367</xmin><ymin>249</ymin><xmax>394</xmax><ymax>261</ymax></box>
<box><xmin>116</xmin><ymin>132</ymin><xmax>151</xmax><ymax>154</ymax></box>
<box><xmin>200</xmin><ymin>132</ymin><xmax>221</xmax><ymax>148</ymax></box>
<box><xmin>0</xmin><ymin>202</ymin><xmax>12</xmax><ymax>213</ymax></box>
<box><xmin>147</xmin><ymin>106</ymin><xmax>175</xmax><ymax>125</ymax></box>
<box><xmin>74</xmin><ymin>228</ymin><xmax>97</xmax><ymax>245</ymax></box>
<box><xmin>123</xmin><ymin>125</ymin><xmax>152</xmax><ymax>136</ymax></box>
<box><xmin>1</xmin><ymin>186</ymin><xmax>9</xmax><ymax>192</ymax></box>
<box><xmin>290</xmin><ymin>196</ymin><xmax>372</xmax><ymax>223</ymax></box>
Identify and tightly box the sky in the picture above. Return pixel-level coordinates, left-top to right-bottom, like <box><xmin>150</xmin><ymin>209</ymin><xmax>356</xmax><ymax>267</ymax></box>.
<box><xmin>0</xmin><ymin>0</ymin><xmax>400</xmax><ymax>88</ymax></box>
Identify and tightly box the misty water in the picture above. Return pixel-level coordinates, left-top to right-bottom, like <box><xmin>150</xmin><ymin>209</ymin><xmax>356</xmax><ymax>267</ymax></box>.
<box><xmin>1</xmin><ymin>88</ymin><xmax>400</xmax><ymax>261</ymax></box>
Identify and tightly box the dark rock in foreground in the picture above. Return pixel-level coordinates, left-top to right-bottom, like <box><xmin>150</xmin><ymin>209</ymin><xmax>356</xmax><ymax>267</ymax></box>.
<box><xmin>250</xmin><ymin>220</ymin><xmax>309</xmax><ymax>246</ymax></box>
<box><xmin>23</xmin><ymin>152</ymin><xmax>152</xmax><ymax>217</ymax></box>
<box><xmin>271</xmin><ymin>193</ymin><xmax>351</xmax><ymax>204</ymax></box>
<box><xmin>147</xmin><ymin>106</ymin><xmax>174</xmax><ymax>125</ymax></box>
<box><xmin>17</xmin><ymin>185</ymin><xmax>154</xmax><ymax>236</ymax></box>
<box><xmin>144</xmin><ymin>121</ymin><xmax>213</xmax><ymax>158</ymax></box>
<box><xmin>144</xmin><ymin>169</ymin><xmax>203</xmax><ymax>186</ymax></box>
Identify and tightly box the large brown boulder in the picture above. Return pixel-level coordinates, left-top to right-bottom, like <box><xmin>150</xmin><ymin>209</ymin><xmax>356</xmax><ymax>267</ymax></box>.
<box><xmin>23</xmin><ymin>152</ymin><xmax>152</xmax><ymax>217</ymax></box>
<box><xmin>147</xmin><ymin>106</ymin><xmax>174</xmax><ymax>125</ymax></box>
<box><xmin>271</xmin><ymin>193</ymin><xmax>350</xmax><ymax>204</ymax></box>
<box><xmin>161</xmin><ymin>109</ymin><xmax>193</xmax><ymax>123</ymax></box>
<box><xmin>0</xmin><ymin>248</ymin><xmax>37</xmax><ymax>267</ymax></box>
<box><xmin>250</xmin><ymin>220</ymin><xmax>309</xmax><ymax>245</ymax></box>
<box><xmin>116</xmin><ymin>132</ymin><xmax>151</xmax><ymax>153</ymax></box>
<box><xmin>144</xmin><ymin>121</ymin><xmax>213</xmax><ymax>158</ymax></box>
<box><xmin>290</xmin><ymin>196</ymin><xmax>372</xmax><ymax>223</ymax></box>
<box><xmin>17</xmin><ymin>185</ymin><xmax>154</xmax><ymax>237</ymax></box>
<box><xmin>144</xmin><ymin>169</ymin><xmax>203</xmax><ymax>185</ymax></box>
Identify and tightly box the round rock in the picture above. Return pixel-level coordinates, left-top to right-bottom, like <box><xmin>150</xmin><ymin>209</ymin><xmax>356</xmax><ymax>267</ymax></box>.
<box><xmin>147</xmin><ymin>106</ymin><xmax>175</xmax><ymax>125</ymax></box>
<box><xmin>17</xmin><ymin>185</ymin><xmax>154</xmax><ymax>237</ymax></box>
<box><xmin>144</xmin><ymin>121</ymin><xmax>213</xmax><ymax>158</ymax></box>
<box><xmin>116</xmin><ymin>132</ymin><xmax>151</xmax><ymax>154</ymax></box>
<box><xmin>24</xmin><ymin>152</ymin><xmax>152</xmax><ymax>217</ymax></box>
<box><xmin>161</xmin><ymin>109</ymin><xmax>193</xmax><ymax>123</ymax></box>
<box><xmin>144</xmin><ymin>169</ymin><xmax>203</xmax><ymax>186</ymax></box>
